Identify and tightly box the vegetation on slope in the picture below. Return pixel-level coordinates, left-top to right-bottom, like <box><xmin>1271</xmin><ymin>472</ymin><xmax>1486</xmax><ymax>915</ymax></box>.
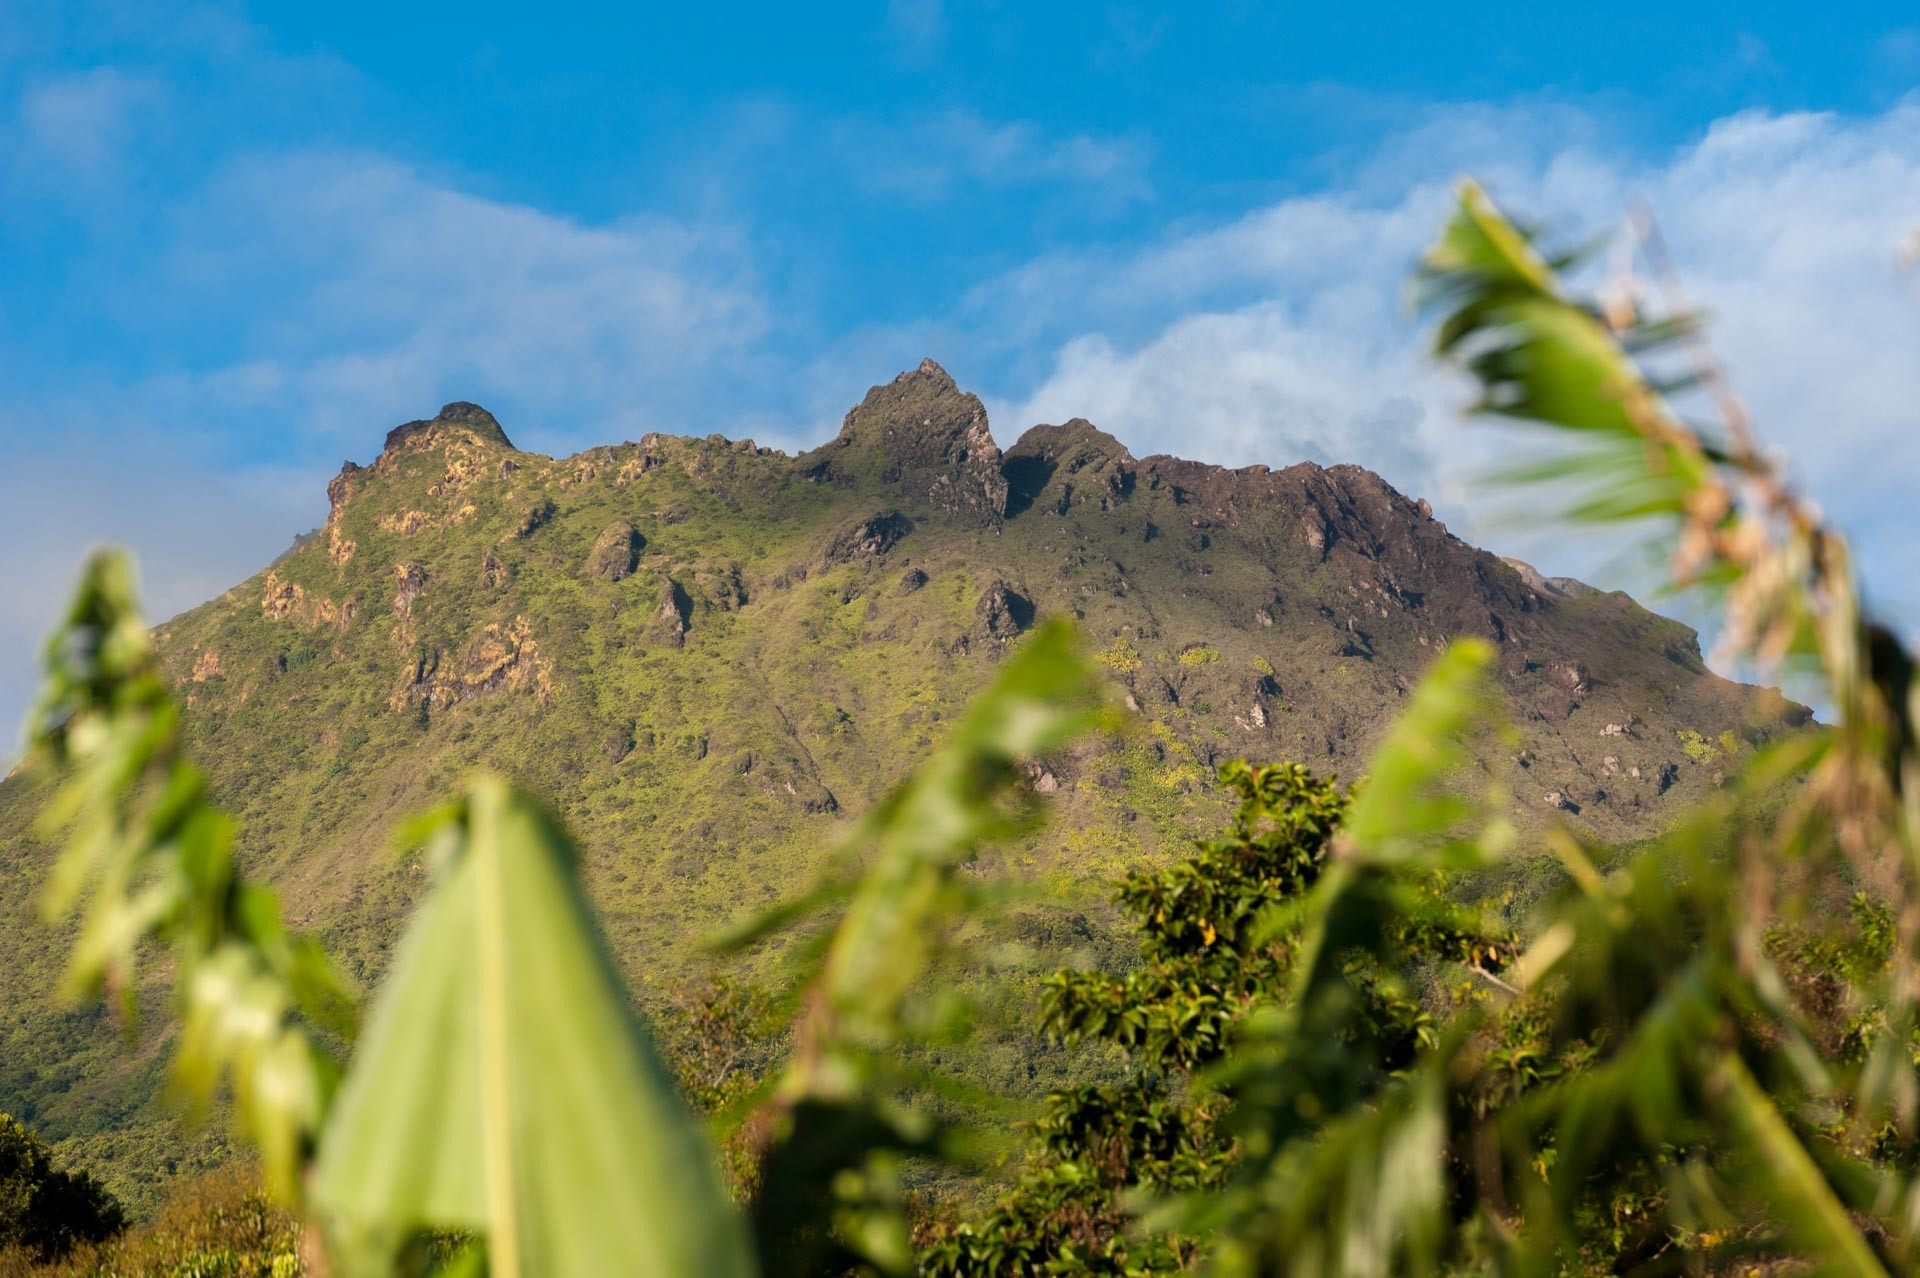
<box><xmin>0</xmin><ymin>339</ymin><xmax>1798</xmax><ymax>1205</ymax></box>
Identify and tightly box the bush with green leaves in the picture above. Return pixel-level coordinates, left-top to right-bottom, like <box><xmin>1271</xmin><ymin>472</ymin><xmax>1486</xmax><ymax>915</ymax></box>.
<box><xmin>8</xmin><ymin>1164</ymin><xmax>298</xmax><ymax>1278</ymax></box>
<box><xmin>0</xmin><ymin>1113</ymin><xmax>123</xmax><ymax>1267</ymax></box>
<box><xmin>920</xmin><ymin>758</ymin><xmax>1513</xmax><ymax>1274</ymax></box>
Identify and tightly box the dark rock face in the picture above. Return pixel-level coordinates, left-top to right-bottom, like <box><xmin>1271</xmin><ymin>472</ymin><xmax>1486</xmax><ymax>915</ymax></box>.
<box><xmin>972</xmin><ymin>581</ymin><xmax>1034</xmax><ymax>647</ymax></box>
<box><xmin>515</xmin><ymin>499</ymin><xmax>556</xmax><ymax>539</ymax></box>
<box><xmin>1004</xmin><ymin>418</ymin><xmax>1135</xmax><ymax>518</ymax></box>
<box><xmin>799</xmin><ymin>359</ymin><xmax>1008</xmax><ymax>524</ymax></box>
<box><xmin>587</xmin><ymin>519</ymin><xmax>643</xmax><ymax>581</ymax></box>
<box><xmin>479</xmin><ymin>547</ymin><xmax>510</xmax><ymax>590</ymax></box>
<box><xmin>822</xmin><ymin>511</ymin><xmax>913</xmax><ymax>566</ymax></box>
<box><xmin>655</xmin><ymin>575</ymin><xmax>690</xmax><ymax>646</ymax></box>
<box><xmin>1114</xmin><ymin>453</ymin><xmax>1543</xmax><ymax>652</ymax></box>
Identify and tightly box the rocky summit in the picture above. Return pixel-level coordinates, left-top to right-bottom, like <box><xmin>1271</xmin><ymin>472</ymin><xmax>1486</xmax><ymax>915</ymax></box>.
<box><xmin>0</xmin><ymin>360</ymin><xmax>1803</xmax><ymax>1205</ymax></box>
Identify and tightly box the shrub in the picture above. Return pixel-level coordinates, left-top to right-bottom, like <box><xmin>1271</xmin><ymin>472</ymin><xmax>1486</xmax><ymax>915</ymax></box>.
<box><xmin>1093</xmin><ymin>640</ymin><xmax>1141</xmax><ymax>675</ymax></box>
<box><xmin>920</xmin><ymin>760</ymin><xmax>1510</xmax><ymax>1274</ymax></box>
<box><xmin>1676</xmin><ymin>728</ymin><xmax>1720</xmax><ymax>765</ymax></box>
<box><xmin>0</xmin><ymin>1113</ymin><xmax>124</xmax><ymax>1267</ymax></box>
<box><xmin>16</xmin><ymin>1164</ymin><xmax>299</xmax><ymax>1278</ymax></box>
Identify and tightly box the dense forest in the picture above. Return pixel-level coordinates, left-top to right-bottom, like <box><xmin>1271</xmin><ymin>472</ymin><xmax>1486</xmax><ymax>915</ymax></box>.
<box><xmin>2</xmin><ymin>184</ymin><xmax>1915</xmax><ymax>1277</ymax></box>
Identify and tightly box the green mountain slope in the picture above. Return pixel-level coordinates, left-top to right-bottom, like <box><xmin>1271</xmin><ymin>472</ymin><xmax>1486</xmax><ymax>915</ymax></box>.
<box><xmin>0</xmin><ymin>359</ymin><xmax>1803</xmax><ymax>1208</ymax></box>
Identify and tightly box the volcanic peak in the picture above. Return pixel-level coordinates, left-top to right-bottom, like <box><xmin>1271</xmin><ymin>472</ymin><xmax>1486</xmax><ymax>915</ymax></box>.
<box><xmin>800</xmin><ymin>358</ymin><xmax>1009</xmax><ymax>524</ymax></box>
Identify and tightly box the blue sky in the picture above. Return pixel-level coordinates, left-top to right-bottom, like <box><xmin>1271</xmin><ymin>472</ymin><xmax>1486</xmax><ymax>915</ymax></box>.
<box><xmin>4</xmin><ymin>1</ymin><xmax>1920</xmax><ymax>741</ymax></box>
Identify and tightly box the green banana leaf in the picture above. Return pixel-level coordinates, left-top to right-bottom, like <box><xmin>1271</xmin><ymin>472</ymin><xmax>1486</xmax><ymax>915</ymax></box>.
<box><xmin>313</xmin><ymin>777</ymin><xmax>754</xmax><ymax>1278</ymax></box>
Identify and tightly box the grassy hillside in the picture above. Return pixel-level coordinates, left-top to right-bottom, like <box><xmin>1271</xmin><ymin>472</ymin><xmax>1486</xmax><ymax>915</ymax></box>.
<box><xmin>0</xmin><ymin>360</ymin><xmax>1803</xmax><ymax>1210</ymax></box>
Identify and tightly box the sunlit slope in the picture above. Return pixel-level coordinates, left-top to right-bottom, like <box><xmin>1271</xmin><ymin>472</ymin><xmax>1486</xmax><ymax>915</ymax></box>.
<box><xmin>0</xmin><ymin>359</ymin><xmax>1801</xmax><ymax>1207</ymax></box>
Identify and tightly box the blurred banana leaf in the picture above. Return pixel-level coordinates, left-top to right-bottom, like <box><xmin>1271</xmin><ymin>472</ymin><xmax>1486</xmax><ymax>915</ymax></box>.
<box><xmin>1195</xmin><ymin>1044</ymin><xmax>1457</xmax><ymax>1278</ymax></box>
<box><xmin>312</xmin><ymin>776</ymin><xmax>753</xmax><ymax>1278</ymax></box>
<box><xmin>1413</xmin><ymin>181</ymin><xmax>1919</xmax><ymax>1276</ymax></box>
<box><xmin>1181</xmin><ymin>637</ymin><xmax>1511</xmax><ymax>1275</ymax></box>
<box><xmin>733</xmin><ymin>619</ymin><xmax>1109</xmax><ymax>1275</ymax></box>
<box><xmin>1414</xmin><ymin>179</ymin><xmax>1718</xmax><ymax>527</ymax></box>
<box><xmin>25</xmin><ymin>550</ymin><xmax>356</xmax><ymax>1199</ymax></box>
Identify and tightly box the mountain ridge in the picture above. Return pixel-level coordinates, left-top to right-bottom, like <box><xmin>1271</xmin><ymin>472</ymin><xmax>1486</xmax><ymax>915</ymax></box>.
<box><xmin>0</xmin><ymin>358</ymin><xmax>1806</xmax><ymax>1209</ymax></box>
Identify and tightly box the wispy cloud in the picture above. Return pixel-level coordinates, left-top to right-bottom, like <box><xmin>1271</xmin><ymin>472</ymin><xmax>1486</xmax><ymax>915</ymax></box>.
<box><xmin>978</xmin><ymin>98</ymin><xmax>1920</xmax><ymax>643</ymax></box>
<box><xmin>1877</xmin><ymin>27</ymin><xmax>1920</xmax><ymax>75</ymax></box>
<box><xmin>141</xmin><ymin>150</ymin><xmax>773</xmax><ymax>454</ymax></box>
<box><xmin>17</xmin><ymin>66</ymin><xmax>165</xmax><ymax>180</ymax></box>
<box><xmin>837</xmin><ymin>109</ymin><xmax>1153</xmax><ymax>202</ymax></box>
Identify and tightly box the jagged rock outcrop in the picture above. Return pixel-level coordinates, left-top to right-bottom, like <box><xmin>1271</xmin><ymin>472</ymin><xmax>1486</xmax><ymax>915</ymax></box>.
<box><xmin>971</xmin><ymin>581</ymin><xmax>1034</xmax><ymax>648</ymax></box>
<box><xmin>822</xmin><ymin>511</ymin><xmax>913</xmax><ymax>566</ymax></box>
<box><xmin>1004</xmin><ymin>418</ymin><xmax>1135</xmax><ymax>517</ymax></box>
<box><xmin>587</xmin><ymin>519</ymin><xmax>643</xmax><ymax>581</ymax></box>
<box><xmin>655</xmin><ymin>575</ymin><xmax>690</xmax><ymax>646</ymax></box>
<box><xmin>799</xmin><ymin>359</ymin><xmax>1008</xmax><ymax>524</ymax></box>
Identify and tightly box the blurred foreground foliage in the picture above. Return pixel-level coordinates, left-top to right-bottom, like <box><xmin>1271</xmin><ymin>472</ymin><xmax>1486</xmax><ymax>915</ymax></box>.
<box><xmin>8</xmin><ymin>179</ymin><xmax>1918</xmax><ymax>1275</ymax></box>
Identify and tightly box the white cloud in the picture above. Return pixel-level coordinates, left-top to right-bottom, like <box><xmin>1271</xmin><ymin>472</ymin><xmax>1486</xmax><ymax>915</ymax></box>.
<box><xmin>15</xmin><ymin>66</ymin><xmax>163</xmax><ymax>180</ymax></box>
<box><xmin>1007</xmin><ymin>309</ymin><xmax>1439</xmax><ymax>485</ymax></box>
<box><xmin>835</xmin><ymin>109</ymin><xmax>1152</xmax><ymax>203</ymax></box>
<box><xmin>149</xmin><ymin>151</ymin><xmax>772</xmax><ymax>454</ymax></box>
<box><xmin>986</xmin><ymin>99</ymin><xmax>1920</xmax><ymax>641</ymax></box>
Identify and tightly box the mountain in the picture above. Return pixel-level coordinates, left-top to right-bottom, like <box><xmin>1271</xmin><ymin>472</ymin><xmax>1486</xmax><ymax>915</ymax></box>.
<box><xmin>0</xmin><ymin>359</ymin><xmax>1804</xmax><ymax>1209</ymax></box>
